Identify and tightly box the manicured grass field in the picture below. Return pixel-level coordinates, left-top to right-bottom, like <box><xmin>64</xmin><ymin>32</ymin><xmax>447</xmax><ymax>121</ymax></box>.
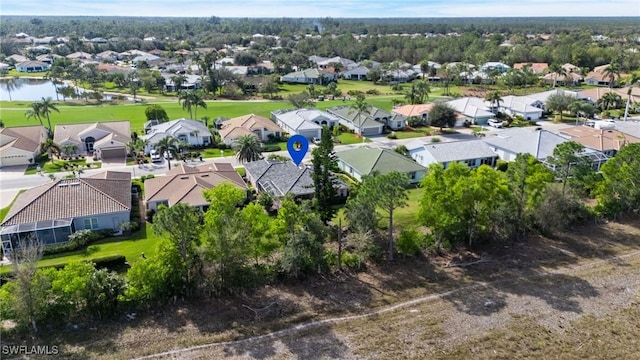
<box><xmin>0</xmin><ymin>223</ymin><xmax>161</xmax><ymax>275</ymax></box>
<box><xmin>24</xmin><ymin>159</ymin><xmax>102</xmax><ymax>174</ymax></box>
<box><xmin>0</xmin><ymin>98</ymin><xmax>383</xmax><ymax>134</ymax></box>
<box><xmin>337</xmin><ymin>132</ymin><xmax>371</xmax><ymax>144</ymax></box>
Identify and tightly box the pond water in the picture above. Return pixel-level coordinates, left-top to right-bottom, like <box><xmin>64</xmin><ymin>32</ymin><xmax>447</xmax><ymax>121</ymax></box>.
<box><xmin>0</xmin><ymin>78</ymin><xmax>126</xmax><ymax>102</ymax></box>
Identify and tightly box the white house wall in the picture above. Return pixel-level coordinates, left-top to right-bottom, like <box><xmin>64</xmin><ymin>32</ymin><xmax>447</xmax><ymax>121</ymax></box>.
<box><xmin>72</xmin><ymin>211</ymin><xmax>130</xmax><ymax>232</ymax></box>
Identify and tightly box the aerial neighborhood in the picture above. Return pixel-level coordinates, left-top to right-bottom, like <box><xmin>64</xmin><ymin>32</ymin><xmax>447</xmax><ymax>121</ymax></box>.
<box><xmin>0</xmin><ymin>16</ymin><xmax>639</xmax><ymax>359</ymax></box>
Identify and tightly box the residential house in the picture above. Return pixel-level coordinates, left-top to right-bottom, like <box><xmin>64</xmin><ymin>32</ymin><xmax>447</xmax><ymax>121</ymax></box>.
<box><xmin>7</xmin><ymin>54</ymin><xmax>28</xmax><ymax>63</ymax></box>
<box><xmin>578</xmin><ymin>87</ymin><xmax>640</xmax><ymax>104</ymax></box>
<box><xmin>336</xmin><ymin>146</ymin><xmax>426</xmax><ymax>184</ymax></box>
<box><xmin>36</xmin><ymin>54</ymin><xmax>63</xmax><ymax>64</ymax></box>
<box><xmin>368</xmin><ymin>107</ymin><xmax>407</xmax><ymax>130</ymax></box>
<box><xmin>326</xmin><ymin>106</ymin><xmax>384</xmax><ymax>136</ymax></box>
<box><xmin>142</xmin><ymin>119</ymin><xmax>212</xmax><ymax>154</ymax></box>
<box><xmin>381</xmin><ymin>68</ymin><xmax>416</xmax><ymax>83</ymax></box>
<box><xmin>0</xmin><ymin>171</ymin><xmax>132</xmax><ymax>257</ymax></box>
<box><xmin>280</xmin><ymin>68</ymin><xmax>337</xmax><ymax>85</ymax></box>
<box><xmin>144</xmin><ymin>163</ymin><xmax>248</xmax><ymax>212</ymax></box>
<box><xmin>0</xmin><ymin>62</ymin><xmax>9</xmax><ymax>71</ymax></box>
<box><xmin>67</xmin><ymin>52</ymin><xmax>94</xmax><ymax>60</ymax></box>
<box><xmin>559</xmin><ymin>126</ymin><xmax>640</xmax><ymax>157</ymax></box>
<box><xmin>0</xmin><ymin>126</ymin><xmax>48</xmax><ymax>168</ymax></box>
<box><xmin>541</xmin><ymin>72</ymin><xmax>583</xmax><ymax>86</ymax></box>
<box><xmin>406</xmin><ymin>139</ymin><xmax>498</xmax><ymax>169</ymax></box>
<box><xmin>483</xmin><ymin>128</ymin><xmax>569</xmax><ymax>161</ymax></box>
<box><xmin>244</xmin><ymin>159</ymin><xmax>349</xmax><ymax>199</ymax></box>
<box><xmin>53</xmin><ymin>121</ymin><xmax>131</xmax><ymax>162</ymax></box>
<box><xmin>513</xmin><ymin>63</ymin><xmax>549</xmax><ymax>74</ymax></box>
<box><xmin>446</xmin><ymin>97</ymin><xmax>495</xmax><ymax>126</ymax></box>
<box><xmin>480</xmin><ymin>62</ymin><xmax>511</xmax><ymax>73</ymax></box>
<box><xmin>499</xmin><ymin>96</ymin><xmax>544</xmax><ymax>120</ymax></box>
<box><xmin>15</xmin><ymin>60</ymin><xmax>50</xmax><ymax>72</ymax></box>
<box><xmin>271</xmin><ymin>109</ymin><xmax>340</xmax><ymax>140</ymax></box>
<box><xmin>342</xmin><ymin>66</ymin><xmax>371</xmax><ymax>80</ymax></box>
<box><xmin>96</xmin><ymin>50</ymin><xmax>120</xmax><ymax>62</ymax></box>
<box><xmin>162</xmin><ymin>74</ymin><xmax>202</xmax><ymax>91</ymax></box>
<box><xmin>316</xmin><ymin>56</ymin><xmax>357</xmax><ymax>70</ymax></box>
<box><xmin>219</xmin><ymin>114</ymin><xmax>283</xmax><ymax>145</ymax></box>
<box><xmin>392</xmin><ymin>103</ymin><xmax>435</xmax><ymax>125</ymax></box>
<box><xmin>584</xmin><ymin>64</ymin><xmax>621</xmax><ymax>87</ymax></box>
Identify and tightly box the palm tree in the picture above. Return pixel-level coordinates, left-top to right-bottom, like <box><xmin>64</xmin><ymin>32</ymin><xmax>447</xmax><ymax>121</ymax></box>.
<box><xmin>41</xmin><ymin>138</ymin><xmax>60</xmax><ymax>164</ymax></box>
<box><xmin>178</xmin><ymin>90</ymin><xmax>194</xmax><ymax>118</ymax></box>
<box><xmin>602</xmin><ymin>62</ymin><xmax>621</xmax><ymax>89</ymax></box>
<box><xmin>548</xmin><ymin>63</ymin><xmax>567</xmax><ymax>88</ymax></box>
<box><xmin>1</xmin><ymin>77</ymin><xmax>22</xmax><ymax>101</ymax></box>
<box><xmin>349</xmin><ymin>93</ymin><xmax>372</xmax><ymax>142</ymax></box>
<box><xmin>623</xmin><ymin>74</ymin><xmax>640</xmax><ymax>121</ymax></box>
<box><xmin>234</xmin><ymin>135</ymin><xmax>263</xmax><ymax>163</ymax></box>
<box><xmin>171</xmin><ymin>74</ymin><xmax>186</xmax><ymax>92</ymax></box>
<box><xmin>484</xmin><ymin>91</ymin><xmax>503</xmax><ymax>114</ymax></box>
<box><xmin>597</xmin><ymin>92</ymin><xmax>623</xmax><ymax>111</ymax></box>
<box><xmin>25</xmin><ymin>102</ymin><xmax>44</xmax><ymax>128</ymax></box>
<box><xmin>38</xmin><ymin>97</ymin><xmax>59</xmax><ymax>135</ymax></box>
<box><xmin>191</xmin><ymin>91</ymin><xmax>207</xmax><ymax>120</ymax></box>
<box><xmin>154</xmin><ymin>136</ymin><xmax>179</xmax><ymax>170</ymax></box>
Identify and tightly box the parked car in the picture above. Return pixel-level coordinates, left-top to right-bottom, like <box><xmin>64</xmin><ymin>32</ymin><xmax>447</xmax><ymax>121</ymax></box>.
<box><xmin>163</xmin><ymin>151</ymin><xmax>174</xmax><ymax>160</ymax></box>
<box><xmin>312</xmin><ymin>137</ymin><xmax>321</xmax><ymax>145</ymax></box>
<box><xmin>488</xmin><ymin>119</ymin><xmax>503</xmax><ymax>128</ymax></box>
<box><xmin>150</xmin><ymin>150</ymin><xmax>162</xmax><ymax>163</ymax></box>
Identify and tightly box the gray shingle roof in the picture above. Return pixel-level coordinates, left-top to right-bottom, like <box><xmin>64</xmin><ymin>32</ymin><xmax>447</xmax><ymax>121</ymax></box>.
<box><xmin>483</xmin><ymin>128</ymin><xmax>569</xmax><ymax>159</ymax></box>
<box><xmin>408</xmin><ymin>139</ymin><xmax>498</xmax><ymax>163</ymax></box>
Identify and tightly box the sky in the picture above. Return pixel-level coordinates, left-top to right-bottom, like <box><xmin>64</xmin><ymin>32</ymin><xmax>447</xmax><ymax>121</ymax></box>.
<box><xmin>1</xmin><ymin>0</ymin><xmax>639</xmax><ymax>18</ymax></box>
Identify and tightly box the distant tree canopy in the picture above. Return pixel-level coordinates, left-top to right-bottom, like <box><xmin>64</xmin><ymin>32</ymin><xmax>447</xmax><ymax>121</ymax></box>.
<box><xmin>1</xmin><ymin>16</ymin><xmax>638</xmax><ymax>72</ymax></box>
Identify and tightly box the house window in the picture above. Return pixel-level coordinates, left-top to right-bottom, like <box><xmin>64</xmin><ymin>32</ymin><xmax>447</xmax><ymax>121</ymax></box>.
<box><xmin>178</xmin><ymin>134</ymin><xmax>188</xmax><ymax>142</ymax></box>
<box><xmin>409</xmin><ymin>171</ymin><xmax>416</xmax><ymax>180</ymax></box>
<box><xmin>84</xmin><ymin>218</ymin><xmax>99</xmax><ymax>230</ymax></box>
<box><xmin>464</xmin><ymin>159</ymin><xmax>476</xmax><ymax>167</ymax></box>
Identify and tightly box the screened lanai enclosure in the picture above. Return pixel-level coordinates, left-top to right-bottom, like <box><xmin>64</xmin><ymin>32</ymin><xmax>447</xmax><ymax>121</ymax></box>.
<box><xmin>1</xmin><ymin>219</ymin><xmax>74</xmax><ymax>257</ymax></box>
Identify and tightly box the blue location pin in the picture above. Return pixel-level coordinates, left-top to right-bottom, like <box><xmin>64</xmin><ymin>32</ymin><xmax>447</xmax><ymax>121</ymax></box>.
<box><xmin>287</xmin><ymin>135</ymin><xmax>309</xmax><ymax>166</ymax></box>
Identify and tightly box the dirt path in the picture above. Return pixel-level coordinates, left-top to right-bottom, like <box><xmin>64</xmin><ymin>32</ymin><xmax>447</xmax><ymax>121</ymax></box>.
<box><xmin>133</xmin><ymin>250</ymin><xmax>640</xmax><ymax>360</ymax></box>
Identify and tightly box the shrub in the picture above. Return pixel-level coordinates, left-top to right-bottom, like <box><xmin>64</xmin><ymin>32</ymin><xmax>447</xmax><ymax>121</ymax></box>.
<box><xmin>496</xmin><ymin>159</ymin><xmax>509</xmax><ymax>172</ymax></box>
<box><xmin>146</xmin><ymin>209</ymin><xmax>156</xmax><ymax>223</ymax></box>
<box><xmin>431</xmin><ymin>137</ymin><xmax>441</xmax><ymax>143</ymax></box>
<box><xmin>42</xmin><ymin>229</ymin><xmax>112</xmax><ymax>256</ymax></box>
<box><xmin>92</xmin><ymin>255</ymin><xmax>127</xmax><ymax>272</ymax></box>
<box><xmin>341</xmin><ymin>251</ymin><xmax>361</xmax><ymax>268</ymax></box>
<box><xmin>365</xmin><ymin>89</ymin><xmax>380</xmax><ymax>95</ymax></box>
<box><xmin>387</xmin><ymin>132</ymin><xmax>397</xmax><ymax>139</ymax></box>
<box><xmin>261</xmin><ymin>144</ymin><xmax>281</xmax><ymax>152</ymax></box>
<box><xmin>396</xmin><ymin>228</ymin><xmax>424</xmax><ymax>256</ymax></box>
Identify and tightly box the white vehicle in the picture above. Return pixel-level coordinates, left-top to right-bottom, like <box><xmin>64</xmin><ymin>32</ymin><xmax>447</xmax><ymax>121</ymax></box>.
<box><xmin>150</xmin><ymin>150</ymin><xmax>162</xmax><ymax>163</ymax></box>
<box><xmin>163</xmin><ymin>151</ymin><xmax>174</xmax><ymax>160</ymax></box>
<box><xmin>487</xmin><ymin>119</ymin><xmax>503</xmax><ymax>128</ymax></box>
<box><xmin>312</xmin><ymin>137</ymin><xmax>321</xmax><ymax>145</ymax></box>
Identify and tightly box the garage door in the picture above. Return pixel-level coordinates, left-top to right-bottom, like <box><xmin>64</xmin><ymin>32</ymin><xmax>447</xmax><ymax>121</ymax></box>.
<box><xmin>0</xmin><ymin>154</ymin><xmax>29</xmax><ymax>167</ymax></box>
<box><xmin>298</xmin><ymin>130</ymin><xmax>320</xmax><ymax>140</ymax></box>
<box><xmin>101</xmin><ymin>148</ymin><xmax>126</xmax><ymax>163</ymax></box>
<box><xmin>362</xmin><ymin>127</ymin><xmax>380</xmax><ymax>136</ymax></box>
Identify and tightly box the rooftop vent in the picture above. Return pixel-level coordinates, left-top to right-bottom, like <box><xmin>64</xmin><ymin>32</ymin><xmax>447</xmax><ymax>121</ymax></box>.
<box><xmin>69</xmin><ymin>182</ymin><xmax>81</xmax><ymax>186</ymax></box>
<box><xmin>57</xmin><ymin>183</ymin><xmax>68</xmax><ymax>187</ymax></box>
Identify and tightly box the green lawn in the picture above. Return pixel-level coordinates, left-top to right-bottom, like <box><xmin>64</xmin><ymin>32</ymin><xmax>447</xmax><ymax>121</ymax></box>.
<box><xmin>0</xmin><ymin>191</ymin><xmax>24</xmax><ymax>222</ymax></box>
<box><xmin>393</xmin><ymin>188</ymin><xmax>422</xmax><ymax>227</ymax></box>
<box><xmin>24</xmin><ymin>159</ymin><xmax>102</xmax><ymax>175</ymax></box>
<box><xmin>200</xmin><ymin>148</ymin><xmax>235</xmax><ymax>158</ymax></box>
<box><xmin>336</xmin><ymin>132</ymin><xmax>371</xmax><ymax>144</ymax></box>
<box><xmin>0</xmin><ymin>99</ymin><xmax>361</xmax><ymax>134</ymax></box>
<box><xmin>6</xmin><ymin>70</ymin><xmax>49</xmax><ymax>77</ymax></box>
<box><xmin>0</xmin><ymin>223</ymin><xmax>161</xmax><ymax>275</ymax></box>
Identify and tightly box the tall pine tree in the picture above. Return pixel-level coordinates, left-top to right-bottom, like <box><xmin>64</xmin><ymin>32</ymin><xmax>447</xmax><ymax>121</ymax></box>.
<box><xmin>311</xmin><ymin>126</ymin><xmax>339</xmax><ymax>224</ymax></box>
